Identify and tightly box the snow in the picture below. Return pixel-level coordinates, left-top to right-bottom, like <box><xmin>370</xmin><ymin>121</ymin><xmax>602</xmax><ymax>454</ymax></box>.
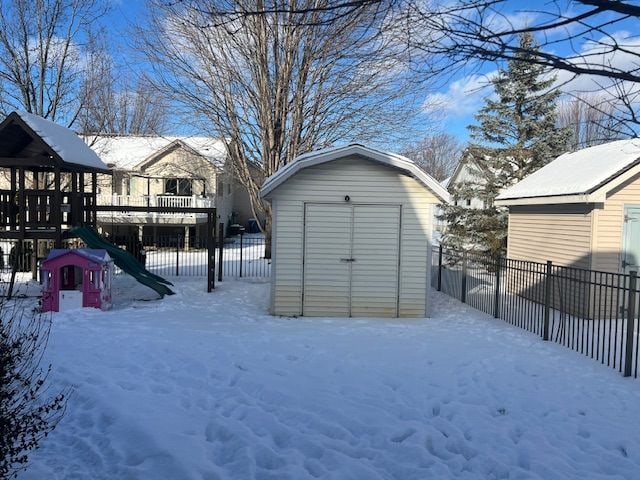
<box><xmin>260</xmin><ymin>144</ymin><xmax>451</xmax><ymax>203</ymax></box>
<box><xmin>86</xmin><ymin>135</ymin><xmax>226</xmax><ymax>170</ymax></box>
<box><xmin>44</xmin><ymin>249</ymin><xmax>112</xmax><ymax>264</ymax></box>
<box><xmin>16</xmin><ymin>112</ymin><xmax>109</xmax><ymax>171</ymax></box>
<box><xmin>497</xmin><ymin>139</ymin><xmax>640</xmax><ymax>201</ymax></box>
<box><xmin>16</xmin><ymin>279</ymin><xmax>640</xmax><ymax>479</ymax></box>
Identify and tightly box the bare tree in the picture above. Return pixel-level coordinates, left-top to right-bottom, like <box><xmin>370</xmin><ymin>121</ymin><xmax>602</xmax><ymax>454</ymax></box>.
<box><xmin>138</xmin><ymin>0</ymin><xmax>418</xmax><ymax>255</ymax></box>
<box><xmin>402</xmin><ymin>133</ymin><xmax>461</xmax><ymax>181</ymax></box>
<box><xmin>78</xmin><ymin>33</ymin><xmax>167</xmax><ymax>136</ymax></box>
<box><xmin>557</xmin><ymin>94</ymin><xmax>621</xmax><ymax>150</ymax></box>
<box><xmin>404</xmin><ymin>0</ymin><xmax>640</xmax><ymax>137</ymax></box>
<box><xmin>0</xmin><ymin>0</ymin><xmax>108</xmax><ymax>126</ymax></box>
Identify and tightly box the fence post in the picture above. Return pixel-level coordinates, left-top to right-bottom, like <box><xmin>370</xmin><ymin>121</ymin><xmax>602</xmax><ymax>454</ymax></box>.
<box><xmin>624</xmin><ymin>270</ymin><xmax>637</xmax><ymax>377</ymax></box>
<box><xmin>175</xmin><ymin>236</ymin><xmax>180</xmax><ymax>276</ymax></box>
<box><xmin>493</xmin><ymin>256</ymin><xmax>501</xmax><ymax>318</ymax></box>
<box><xmin>217</xmin><ymin>222</ymin><xmax>224</xmax><ymax>282</ymax></box>
<box><xmin>543</xmin><ymin>260</ymin><xmax>552</xmax><ymax>341</ymax></box>
<box><xmin>239</xmin><ymin>232</ymin><xmax>244</xmax><ymax>278</ymax></box>
<box><xmin>437</xmin><ymin>244</ymin><xmax>443</xmax><ymax>292</ymax></box>
<box><xmin>207</xmin><ymin>212</ymin><xmax>215</xmax><ymax>292</ymax></box>
<box><xmin>461</xmin><ymin>251</ymin><xmax>467</xmax><ymax>303</ymax></box>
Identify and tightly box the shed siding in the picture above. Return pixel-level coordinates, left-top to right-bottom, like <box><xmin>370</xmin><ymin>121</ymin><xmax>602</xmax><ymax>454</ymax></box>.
<box><xmin>269</xmin><ymin>156</ymin><xmax>438</xmax><ymax>317</ymax></box>
<box><xmin>507</xmin><ymin>209</ymin><xmax>593</xmax><ymax>268</ymax></box>
<box><xmin>592</xmin><ymin>172</ymin><xmax>640</xmax><ymax>273</ymax></box>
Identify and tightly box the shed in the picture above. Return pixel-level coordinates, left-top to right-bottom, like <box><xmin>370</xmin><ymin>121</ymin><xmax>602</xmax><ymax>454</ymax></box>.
<box><xmin>41</xmin><ymin>249</ymin><xmax>114</xmax><ymax>312</ymax></box>
<box><xmin>260</xmin><ymin>144</ymin><xmax>450</xmax><ymax>318</ymax></box>
<box><xmin>495</xmin><ymin>139</ymin><xmax>640</xmax><ymax>273</ymax></box>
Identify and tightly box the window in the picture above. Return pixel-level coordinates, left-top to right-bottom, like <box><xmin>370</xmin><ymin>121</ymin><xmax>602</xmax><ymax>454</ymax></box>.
<box><xmin>164</xmin><ymin>178</ymin><xmax>192</xmax><ymax>195</ymax></box>
<box><xmin>466</xmin><ymin>199</ymin><xmax>471</xmax><ymax>207</ymax></box>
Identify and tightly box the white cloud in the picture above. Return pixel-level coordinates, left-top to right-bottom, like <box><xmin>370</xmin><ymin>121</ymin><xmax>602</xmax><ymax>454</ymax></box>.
<box><xmin>423</xmin><ymin>71</ymin><xmax>497</xmax><ymax>118</ymax></box>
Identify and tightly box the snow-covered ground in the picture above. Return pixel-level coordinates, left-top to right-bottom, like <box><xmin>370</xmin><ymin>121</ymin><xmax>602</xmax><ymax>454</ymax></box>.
<box><xmin>18</xmin><ymin>278</ymin><xmax>640</xmax><ymax>479</ymax></box>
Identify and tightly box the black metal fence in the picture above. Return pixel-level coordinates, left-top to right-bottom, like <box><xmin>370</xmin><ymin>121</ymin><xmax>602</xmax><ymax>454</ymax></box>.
<box><xmin>219</xmin><ymin>234</ymin><xmax>270</xmax><ymax>278</ymax></box>
<box><xmin>433</xmin><ymin>245</ymin><xmax>640</xmax><ymax>378</ymax></box>
<box><xmin>110</xmin><ymin>233</ymin><xmax>270</xmax><ymax>279</ymax></box>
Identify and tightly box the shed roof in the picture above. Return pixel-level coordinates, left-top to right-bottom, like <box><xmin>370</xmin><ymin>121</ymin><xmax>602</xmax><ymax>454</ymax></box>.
<box><xmin>496</xmin><ymin>139</ymin><xmax>640</xmax><ymax>205</ymax></box>
<box><xmin>86</xmin><ymin>135</ymin><xmax>226</xmax><ymax>171</ymax></box>
<box><xmin>0</xmin><ymin>112</ymin><xmax>109</xmax><ymax>172</ymax></box>
<box><xmin>260</xmin><ymin>144</ymin><xmax>450</xmax><ymax>203</ymax></box>
<box><xmin>44</xmin><ymin>249</ymin><xmax>112</xmax><ymax>265</ymax></box>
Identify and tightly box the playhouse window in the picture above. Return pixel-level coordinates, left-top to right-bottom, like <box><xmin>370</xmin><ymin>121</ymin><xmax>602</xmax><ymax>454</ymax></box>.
<box><xmin>43</xmin><ymin>271</ymin><xmax>51</xmax><ymax>290</ymax></box>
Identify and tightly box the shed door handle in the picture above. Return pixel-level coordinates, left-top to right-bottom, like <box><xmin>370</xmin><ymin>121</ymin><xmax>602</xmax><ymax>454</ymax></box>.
<box><xmin>340</xmin><ymin>258</ymin><xmax>356</xmax><ymax>262</ymax></box>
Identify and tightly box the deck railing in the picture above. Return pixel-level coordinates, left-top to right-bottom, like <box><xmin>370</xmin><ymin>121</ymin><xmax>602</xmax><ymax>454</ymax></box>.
<box><xmin>96</xmin><ymin>194</ymin><xmax>215</xmax><ymax>210</ymax></box>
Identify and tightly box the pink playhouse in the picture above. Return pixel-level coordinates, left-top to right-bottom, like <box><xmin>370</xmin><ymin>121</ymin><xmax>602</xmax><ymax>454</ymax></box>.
<box><xmin>41</xmin><ymin>249</ymin><xmax>114</xmax><ymax>312</ymax></box>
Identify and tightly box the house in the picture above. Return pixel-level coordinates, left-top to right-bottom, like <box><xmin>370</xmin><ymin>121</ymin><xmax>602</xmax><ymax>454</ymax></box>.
<box><xmin>495</xmin><ymin>139</ymin><xmax>640</xmax><ymax>274</ymax></box>
<box><xmin>447</xmin><ymin>157</ymin><xmax>490</xmax><ymax>209</ymax></box>
<box><xmin>86</xmin><ymin>135</ymin><xmax>256</xmax><ymax>247</ymax></box>
<box><xmin>260</xmin><ymin>144</ymin><xmax>450</xmax><ymax>318</ymax></box>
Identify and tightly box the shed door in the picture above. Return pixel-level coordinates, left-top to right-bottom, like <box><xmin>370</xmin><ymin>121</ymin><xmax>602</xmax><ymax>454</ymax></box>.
<box><xmin>350</xmin><ymin>205</ymin><xmax>400</xmax><ymax>317</ymax></box>
<box><xmin>623</xmin><ymin>205</ymin><xmax>640</xmax><ymax>272</ymax></box>
<box><xmin>303</xmin><ymin>204</ymin><xmax>352</xmax><ymax>316</ymax></box>
<box><xmin>303</xmin><ymin>203</ymin><xmax>401</xmax><ymax>317</ymax></box>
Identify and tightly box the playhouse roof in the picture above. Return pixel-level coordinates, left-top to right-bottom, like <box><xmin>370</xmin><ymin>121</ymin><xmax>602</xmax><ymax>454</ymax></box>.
<box><xmin>260</xmin><ymin>144</ymin><xmax>450</xmax><ymax>203</ymax></box>
<box><xmin>44</xmin><ymin>249</ymin><xmax>112</xmax><ymax>265</ymax></box>
<box><xmin>496</xmin><ymin>139</ymin><xmax>640</xmax><ymax>205</ymax></box>
<box><xmin>0</xmin><ymin>112</ymin><xmax>110</xmax><ymax>173</ymax></box>
<box><xmin>86</xmin><ymin>135</ymin><xmax>226</xmax><ymax>171</ymax></box>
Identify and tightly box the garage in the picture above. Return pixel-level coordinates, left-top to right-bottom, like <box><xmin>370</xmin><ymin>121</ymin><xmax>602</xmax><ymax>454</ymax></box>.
<box><xmin>260</xmin><ymin>144</ymin><xmax>449</xmax><ymax>318</ymax></box>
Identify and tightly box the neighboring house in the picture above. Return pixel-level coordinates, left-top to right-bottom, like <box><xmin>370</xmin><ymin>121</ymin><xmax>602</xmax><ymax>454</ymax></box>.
<box><xmin>261</xmin><ymin>144</ymin><xmax>450</xmax><ymax>318</ymax></box>
<box><xmin>495</xmin><ymin>139</ymin><xmax>640</xmax><ymax>274</ymax></box>
<box><xmin>447</xmin><ymin>158</ymin><xmax>489</xmax><ymax>209</ymax></box>
<box><xmin>86</xmin><ymin>135</ymin><xmax>256</xmax><ymax>246</ymax></box>
<box><xmin>433</xmin><ymin>176</ymin><xmax>450</xmax><ymax>237</ymax></box>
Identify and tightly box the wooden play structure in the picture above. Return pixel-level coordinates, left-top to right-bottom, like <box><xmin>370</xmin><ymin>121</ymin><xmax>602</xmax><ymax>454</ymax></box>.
<box><xmin>0</xmin><ymin>111</ymin><xmax>110</xmax><ymax>297</ymax></box>
<box><xmin>41</xmin><ymin>249</ymin><xmax>113</xmax><ymax>312</ymax></box>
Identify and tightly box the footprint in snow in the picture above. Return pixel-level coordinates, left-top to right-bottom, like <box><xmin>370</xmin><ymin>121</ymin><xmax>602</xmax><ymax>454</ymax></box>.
<box><xmin>391</xmin><ymin>428</ymin><xmax>416</xmax><ymax>443</ymax></box>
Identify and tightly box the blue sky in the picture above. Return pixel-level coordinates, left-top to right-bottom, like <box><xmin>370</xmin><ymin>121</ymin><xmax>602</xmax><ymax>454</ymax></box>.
<box><xmin>101</xmin><ymin>1</ymin><xmax>639</xmax><ymax>145</ymax></box>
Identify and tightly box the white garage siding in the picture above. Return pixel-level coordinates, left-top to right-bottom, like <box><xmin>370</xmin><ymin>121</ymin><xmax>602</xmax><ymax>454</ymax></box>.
<box><xmin>268</xmin><ymin>156</ymin><xmax>438</xmax><ymax>317</ymax></box>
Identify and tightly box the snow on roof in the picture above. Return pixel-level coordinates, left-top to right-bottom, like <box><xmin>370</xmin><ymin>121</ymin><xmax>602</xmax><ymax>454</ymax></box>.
<box><xmin>497</xmin><ymin>139</ymin><xmax>640</xmax><ymax>202</ymax></box>
<box><xmin>441</xmin><ymin>176</ymin><xmax>451</xmax><ymax>187</ymax></box>
<box><xmin>44</xmin><ymin>249</ymin><xmax>112</xmax><ymax>264</ymax></box>
<box><xmin>86</xmin><ymin>135</ymin><xmax>226</xmax><ymax>170</ymax></box>
<box><xmin>260</xmin><ymin>143</ymin><xmax>450</xmax><ymax>203</ymax></box>
<box><xmin>16</xmin><ymin>111</ymin><xmax>109</xmax><ymax>171</ymax></box>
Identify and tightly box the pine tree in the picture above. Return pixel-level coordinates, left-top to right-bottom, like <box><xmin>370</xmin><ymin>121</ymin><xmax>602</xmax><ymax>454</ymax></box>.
<box><xmin>442</xmin><ymin>33</ymin><xmax>571</xmax><ymax>256</ymax></box>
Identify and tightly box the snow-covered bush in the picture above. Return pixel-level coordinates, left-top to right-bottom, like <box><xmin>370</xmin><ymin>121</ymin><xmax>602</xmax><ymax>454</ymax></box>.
<box><xmin>0</xmin><ymin>299</ymin><xmax>66</xmax><ymax>479</ymax></box>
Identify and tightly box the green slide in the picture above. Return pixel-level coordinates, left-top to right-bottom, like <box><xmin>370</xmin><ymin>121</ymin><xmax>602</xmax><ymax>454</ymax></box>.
<box><xmin>67</xmin><ymin>226</ymin><xmax>175</xmax><ymax>297</ymax></box>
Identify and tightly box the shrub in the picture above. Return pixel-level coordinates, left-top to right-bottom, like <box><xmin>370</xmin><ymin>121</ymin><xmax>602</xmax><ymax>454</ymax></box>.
<box><xmin>0</xmin><ymin>298</ymin><xmax>66</xmax><ymax>479</ymax></box>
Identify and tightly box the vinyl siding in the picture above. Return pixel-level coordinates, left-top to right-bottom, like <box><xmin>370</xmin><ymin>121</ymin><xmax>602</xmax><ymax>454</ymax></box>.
<box><xmin>268</xmin><ymin>156</ymin><xmax>439</xmax><ymax>318</ymax></box>
<box><xmin>592</xmin><ymin>172</ymin><xmax>640</xmax><ymax>273</ymax></box>
<box><xmin>507</xmin><ymin>208</ymin><xmax>593</xmax><ymax>269</ymax></box>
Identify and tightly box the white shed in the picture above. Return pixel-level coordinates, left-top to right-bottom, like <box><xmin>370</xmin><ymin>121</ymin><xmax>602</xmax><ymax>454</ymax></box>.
<box><xmin>260</xmin><ymin>144</ymin><xmax>450</xmax><ymax>318</ymax></box>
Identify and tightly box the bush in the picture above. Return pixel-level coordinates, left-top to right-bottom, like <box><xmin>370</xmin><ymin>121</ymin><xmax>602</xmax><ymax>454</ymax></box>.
<box><xmin>0</xmin><ymin>298</ymin><xmax>66</xmax><ymax>479</ymax></box>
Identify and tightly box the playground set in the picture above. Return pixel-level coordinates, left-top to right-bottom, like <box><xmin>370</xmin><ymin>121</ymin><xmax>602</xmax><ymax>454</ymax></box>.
<box><xmin>0</xmin><ymin>111</ymin><xmax>176</xmax><ymax>303</ymax></box>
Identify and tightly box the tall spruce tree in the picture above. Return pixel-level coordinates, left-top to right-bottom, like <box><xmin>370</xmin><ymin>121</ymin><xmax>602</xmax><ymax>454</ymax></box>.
<box><xmin>442</xmin><ymin>33</ymin><xmax>570</xmax><ymax>256</ymax></box>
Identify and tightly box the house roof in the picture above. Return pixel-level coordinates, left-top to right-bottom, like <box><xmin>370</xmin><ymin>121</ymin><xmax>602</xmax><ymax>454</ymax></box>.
<box><xmin>0</xmin><ymin>112</ymin><xmax>110</xmax><ymax>172</ymax></box>
<box><xmin>44</xmin><ymin>249</ymin><xmax>112</xmax><ymax>264</ymax></box>
<box><xmin>496</xmin><ymin>139</ymin><xmax>640</xmax><ymax>206</ymax></box>
<box><xmin>260</xmin><ymin>144</ymin><xmax>450</xmax><ymax>203</ymax></box>
<box><xmin>85</xmin><ymin>135</ymin><xmax>226</xmax><ymax>171</ymax></box>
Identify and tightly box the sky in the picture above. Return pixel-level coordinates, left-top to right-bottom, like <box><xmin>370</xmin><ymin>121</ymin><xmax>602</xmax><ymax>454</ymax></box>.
<box><xmin>100</xmin><ymin>1</ymin><xmax>640</xmax><ymax>146</ymax></box>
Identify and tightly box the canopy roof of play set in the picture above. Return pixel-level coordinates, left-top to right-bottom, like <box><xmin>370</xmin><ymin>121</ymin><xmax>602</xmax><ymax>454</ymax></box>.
<box><xmin>0</xmin><ymin>111</ymin><xmax>109</xmax><ymax>173</ymax></box>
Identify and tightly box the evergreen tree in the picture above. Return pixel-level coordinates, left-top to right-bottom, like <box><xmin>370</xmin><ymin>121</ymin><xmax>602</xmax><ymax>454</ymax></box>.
<box><xmin>442</xmin><ymin>33</ymin><xmax>570</xmax><ymax>256</ymax></box>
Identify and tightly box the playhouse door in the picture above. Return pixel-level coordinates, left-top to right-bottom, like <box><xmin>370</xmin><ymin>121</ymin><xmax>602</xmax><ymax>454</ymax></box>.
<box><xmin>59</xmin><ymin>290</ymin><xmax>83</xmax><ymax>311</ymax></box>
